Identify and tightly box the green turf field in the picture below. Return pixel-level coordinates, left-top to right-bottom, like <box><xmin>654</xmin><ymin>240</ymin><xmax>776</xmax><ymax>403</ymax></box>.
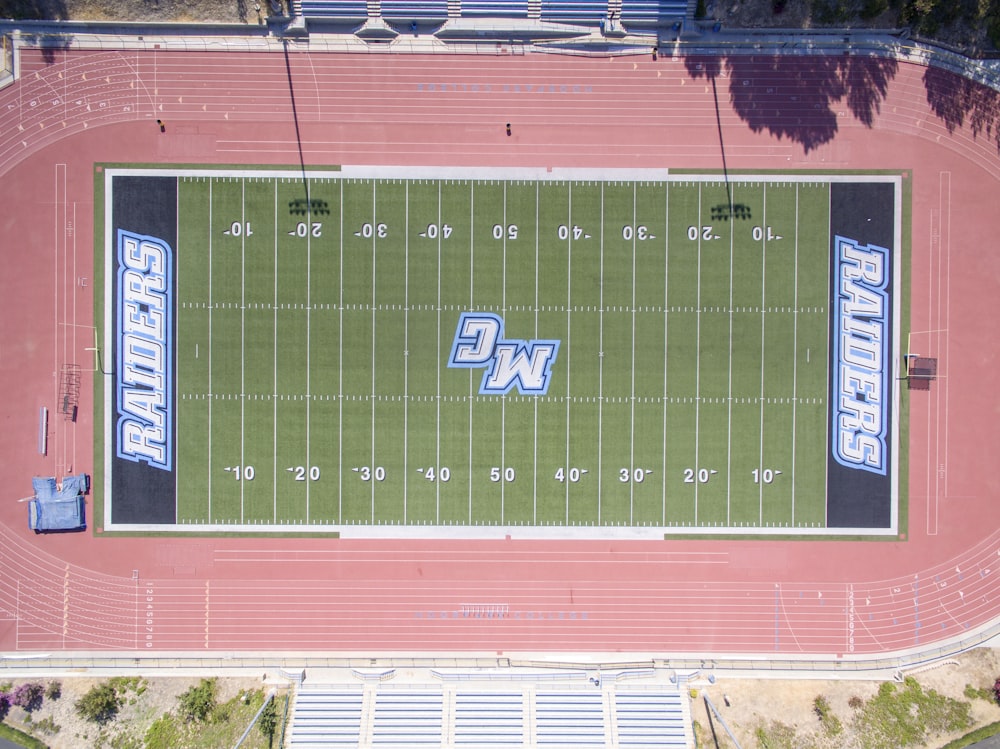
<box><xmin>99</xmin><ymin>167</ymin><xmax>904</xmax><ymax>535</ymax></box>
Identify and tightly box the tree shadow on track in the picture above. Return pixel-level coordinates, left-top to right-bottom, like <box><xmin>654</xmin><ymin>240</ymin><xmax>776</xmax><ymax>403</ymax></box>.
<box><xmin>685</xmin><ymin>53</ymin><xmax>898</xmax><ymax>153</ymax></box>
<box><xmin>924</xmin><ymin>65</ymin><xmax>1000</xmax><ymax>151</ymax></box>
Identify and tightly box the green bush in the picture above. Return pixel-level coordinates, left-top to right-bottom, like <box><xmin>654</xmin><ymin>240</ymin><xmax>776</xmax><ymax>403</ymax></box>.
<box><xmin>143</xmin><ymin>713</ymin><xmax>183</xmax><ymax>749</ymax></box>
<box><xmin>75</xmin><ymin>682</ymin><xmax>122</xmax><ymax>724</ymax></box>
<box><xmin>258</xmin><ymin>697</ymin><xmax>279</xmax><ymax>741</ymax></box>
<box><xmin>178</xmin><ymin>678</ymin><xmax>217</xmax><ymax>723</ymax></box>
<box><xmin>852</xmin><ymin>677</ymin><xmax>972</xmax><ymax>749</ymax></box>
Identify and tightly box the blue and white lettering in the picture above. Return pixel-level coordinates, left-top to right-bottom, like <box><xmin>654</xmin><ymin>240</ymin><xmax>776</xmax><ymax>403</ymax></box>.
<box><xmin>832</xmin><ymin>236</ymin><xmax>889</xmax><ymax>475</ymax></box>
<box><xmin>116</xmin><ymin>230</ymin><xmax>172</xmax><ymax>470</ymax></box>
<box><xmin>448</xmin><ymin>312</ymin><xmax>560</xmax><ymax>395</ymax></box>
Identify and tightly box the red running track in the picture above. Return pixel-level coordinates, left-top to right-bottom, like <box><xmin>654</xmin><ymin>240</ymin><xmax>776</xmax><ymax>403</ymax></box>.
<box><xmin>1</xmin><ymin>46</ymin><xmax>999</xmax><ymax>657</ymax></box>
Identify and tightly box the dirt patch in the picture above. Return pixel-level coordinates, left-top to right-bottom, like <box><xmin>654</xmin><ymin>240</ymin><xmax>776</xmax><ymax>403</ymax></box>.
<box><xmin>692</xmin><ymin>648</ymin><xmax>1000</xmax><ymax>748</ymax></box>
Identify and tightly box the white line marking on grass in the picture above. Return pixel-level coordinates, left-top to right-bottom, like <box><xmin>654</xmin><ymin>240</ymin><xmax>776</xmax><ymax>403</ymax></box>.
<box><xmin>403</xmin><ymin>181</ymin><xmax>410</xmax><ymax>523</ymax></box>
<box><xmin>468</xmin><ymin>184</ymin><xmax>474</xmax><ymax>525</ymax></box>
<box><xmin>370</xmin><ymin>180</ymin><xmax>377</xmax><ymax>523</ymax></box>
<box><xmin>758</xmin><ymin>183</ymin><xmax>768</xmax><ymax>527</ymax></box>
<box><xmin>726</xmin><ymin>183</ymin><xmax>735</xmax><ymax>527</ymax></box>
<box><xmin>597</xmin><ymin>183</ymin><xmax>605</xmax><ymax>524</ymax></box>
<box><xmin>338</xmin><ymin>179</ymin><xmax>344</xmax><ymax>523</ymax></box>
<box><xmin>629</xmin><ymin>182</ymin><xmax>637</xmax><ymax>525</ymax></box>
<box><xmin>501</xmin><ymin>180</ymin><xmax>507</xmax><ymax>524</ymax></box>
<box><xmin>565</xmin><ymin>183</ymin><xmax>572</xmax><ymax>525</ymax></box>
<box><xmin>534</xmin><ymin>180</ymin><xmax>540</xmax><ymax>524</ymax></box>
<box><xmin>207</xmin><ymin>178</ymin><xmax>214</xmax><ymax>522</ymax></box>
<box><xmin>436</xmin><ymin>179</ymin><xmax>443</xmax><ymax>523</ymax></box>
<box><xmin>694</xmin><ymin>182</ymin><xmax>702</xmax><ymax>523</ymax></box>
<box><xmin>791</xmin><ymin>184</ymin><xmax>800</xmax><ymax>524</ymax></box>
<box><xmin>240</xmin><ymin>177</ymin><xmax>246</xmax><ymax>523</ymax></box>
<box><xmin>662</xmin><ymin>183</ymin><xmax>669</xmax><ymax>527</ymax></box>
<box><xmin>272</xmin><ymin>180</ymin><xmax>278</xmax><ymax>523</ymax></box>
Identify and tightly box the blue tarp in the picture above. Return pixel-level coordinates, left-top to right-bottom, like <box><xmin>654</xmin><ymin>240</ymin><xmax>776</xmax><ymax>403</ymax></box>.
<box><xmin>28</xmin><ymin>474</ymin><xmax>87</xmax><ymax>532</ymax></box>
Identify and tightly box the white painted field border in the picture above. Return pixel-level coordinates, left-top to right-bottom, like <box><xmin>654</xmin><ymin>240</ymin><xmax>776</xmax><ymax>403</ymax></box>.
<box><xmin>240</xmin><ymin>178</ymin><xmax>247</xmax><ymax>523</ymax></box>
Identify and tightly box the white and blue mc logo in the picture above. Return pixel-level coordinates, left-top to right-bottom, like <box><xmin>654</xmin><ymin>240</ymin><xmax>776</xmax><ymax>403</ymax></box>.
<box><xmin>447</xmin><ymin>312</ymin><xmax>560</xmax><ymax>395</ymax></box>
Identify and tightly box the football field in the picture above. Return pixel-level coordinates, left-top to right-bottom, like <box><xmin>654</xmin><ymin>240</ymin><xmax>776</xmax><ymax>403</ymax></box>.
<box><xmin>99</xmin><ymin>167</ymin><xmax>904</xmax><ymax>536</ymax></box>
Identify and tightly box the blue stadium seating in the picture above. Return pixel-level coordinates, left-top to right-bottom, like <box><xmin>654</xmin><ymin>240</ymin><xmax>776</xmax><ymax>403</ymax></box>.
<box><xmin>460</xmin><ymin>0</ymin><xmax>531</xmax><ymax>18</ymax></box>
<box><xmin>539</xmin><ymin>0</ymin><xmax>607</xmax><ymax>24</ymax></box>
<box><xmin>299</xmin><ymin>0</ymin><xmax>369</xmax><ymax>18</ymax></box>
<box><xmin>619</xmin><ymin>0</ymin><xmax>687</xmax><ymax>24</ymax></box>
<box><xmin>380</xmin><ymin>0</ymin><xmax>450</xmax><ymax>19</ymax></box>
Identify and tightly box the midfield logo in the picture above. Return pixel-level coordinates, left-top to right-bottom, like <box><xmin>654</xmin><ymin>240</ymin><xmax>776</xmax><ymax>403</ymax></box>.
<box><xmin>447</xmin><ymin>312</ymin><xmax>560</xmax><ymax>395</ymax></box>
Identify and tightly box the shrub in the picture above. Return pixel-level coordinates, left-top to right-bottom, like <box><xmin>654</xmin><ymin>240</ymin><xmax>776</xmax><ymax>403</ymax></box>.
<box><xmin>11</xmin><ymin>683</ymin><xmax>44</xmax><ymax>712</ymax></box>
<box><xmin>75</xmin><ymin>682</ymin><xmax>122</xmax><ymax>724</ymax></box>
<box><xmin>849</xmin><ymin>695</ymin><xmax>864</xmax><ymax>709</ymax></box>
<box><xmin>993</xmin><ymin>677</ymin><xmax>1000</xmax><ymax>706</ymax></box>
<box><xmin>258</xmin><ymin>696</ymin><xmax>279</xmax><ymax>740</ymax></box>
<box><xmin>143</xmin><ymin>713</ymin><xmax>183</xmax><ymax>749</ymax></box>
<box><xmin>178</xmin><ymin>678</ymin><xmax>217</xmax><ymax>723</ymax></box>
<box><xmin>45</xmin><ymin>681</ymin><xmax>61</xmax><ymax>701</ymax></box>
<box><xmin>0</xmin><ymin>693</ymin><xmax>10</xmax><ymax>721</ymax></box>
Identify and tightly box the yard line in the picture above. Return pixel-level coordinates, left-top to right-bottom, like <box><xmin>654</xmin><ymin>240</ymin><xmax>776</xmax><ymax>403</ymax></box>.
<box><xmin>305</xmin><ymin>178</ymin><xmax>312</xmax><ymax>520</ymax></box>
<box><xmin>694</xmin><ymin>182</ymin><xmax>703</xmax><ymax>523</ymax></box>
<box><xmin>435</xmin><ymin>180</ymin><xmax>442</xmax><ymax>522</ymax></box>
<box><xmin>240</xmin><ymin>178</ymin><xmax>247</xmax><ymax>523</ymax></box>
<box><xmin>597</xmin><ymin>183</ymin><xmax>605</xmax><ymax>524</ymax></box>
<box><xmin>467</xmin><ymin>183</ymin><xmax>475</xmax><ymax>524</ymax></box>
<box><xmin>370</xmin><ymin>180</ymin><xmax>377</xmax><ymax>523</ymax></box>
<box><xmin>823</xmin><ymin>183</ymin><xmax>832</xmax><ymax>527</ymax></box>
<box><xmin>338</xmin><ymin>179</ymin><xmax>344</xmax><ymax>522</ymax></box>
<box><xmin>272</xmin><ymin>180</ymin><xmax>278</xmax><ymax>523</ymax></box>
<box><xmin>403</xmin><ymin>181</ymin><xmax>410</xmax><ymax>523</ymax></box>
<box><xmin>629</xmin><ymin>182</ymin><xmax>637</xmax><ymax>524</ymax></box>
<box><xmin>565</xmin><ymin>183</ymin><xmax>573</xmax><ymax>524</ymax></box>
<box><xmin>662</xmin><ymin>183</ymin><xmax>669</xmax><ymax>526</ymax></box>
<box><xmin>501</xmin><ymin>180</ymin><xmax>507</xmax><ymax>524</ymax></box>
<box><xmin>207</xmin><ymin>178</ymin><xmax>214</xmax><ymax>523</ymax></box>
<box><xmin>791</xmin><ymin>184</ymin><xmax>800</xmax><ymax>524</ymax></box>
<box><xmin>758</xmin><ymin>183</ymin><xmax>768</xmax><ymax>526</ymax></box>
<box><xmin>533</xmin><ymin>180</ymin><xmax>539</xmax><ymax>524</ymax></box>
<box><xmin>726</xmin><ymin>183</ymin><xmax>735</xmax><ymax>527</ymax></box>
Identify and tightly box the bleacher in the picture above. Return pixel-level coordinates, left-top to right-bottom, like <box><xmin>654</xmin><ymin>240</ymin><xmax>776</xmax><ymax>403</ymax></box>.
<box><xmin>618</xmin><ymin>0</ymin><xmax>687</xmax><ymax>24</ymax></box>
<box><xmin>297</xmin><ymin>0</ymin><xmax>690</xmax><ymax>26</ymax></box>
<box><xmin>288</xmin><ymin>686</ymin><xmax>365</xmax><ymax>748</ymax></box>
<box><xmin>285</xmin><ymin>678</ymin><xmax>692</xmax><ymax>748</ymax></box>
<box><xmin>459</xmin><ymin>0</ymin><xmax>531</xmax><ymax>18</ymax></box>
<box><xmin>453</xmin><ymin>691</ymin><xmax>524</xmax><ymax>745</ymax></box>
<box><xmin>299</xmin><ymin>0</ymin><xmax>370</xmax><ymax>18</ymax></box>
<box><xmin>534</xmin><ymin>690</ymin><xmax>606</xmax><ymax>746</ymax></box>
<box><xmin>371</xmin><ymin>689</ymin><xmax>443</xmax><ymax>746</ymax></box>
<box><xmin>614</xmin><ymin>690</ymin><xmax>690</xmax><ymax>747</ymax></box>
<box><xmin>537</xmin><ymin>0</ymin><xmax>608</xmax><ymax>24</ymax></box>
<box><xmin>380</xmin><ymin>0</ymin><xmax>450</xmax><ymax>20</ymax></box>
